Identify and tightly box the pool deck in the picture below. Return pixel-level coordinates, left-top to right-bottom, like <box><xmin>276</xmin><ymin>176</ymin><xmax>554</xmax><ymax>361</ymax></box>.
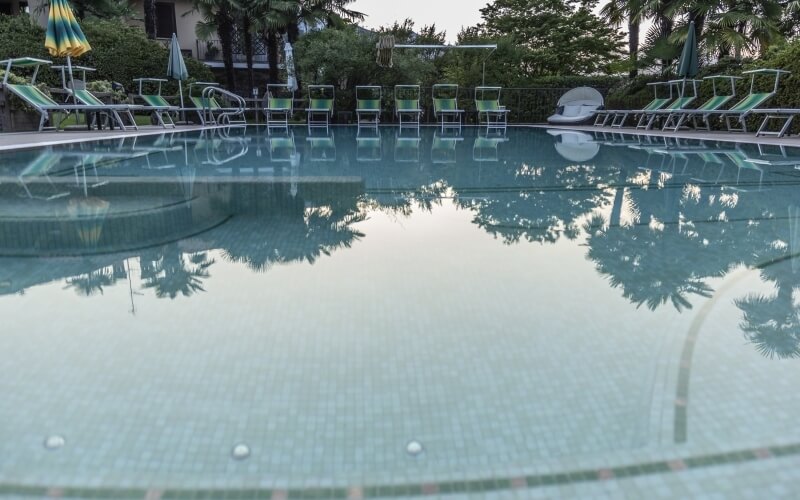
<box><xmin>2</xmin><ymin>124</ymin><xmax>800</xmax><ymax>152</ymax></box>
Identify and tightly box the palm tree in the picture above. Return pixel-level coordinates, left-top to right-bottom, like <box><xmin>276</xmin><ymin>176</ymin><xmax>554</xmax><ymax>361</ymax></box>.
<box><xmin>143</xmin><ymin>0</ymin><xmax>157</xmax><ymax>39</ymax></box>
<box><xmin>601</xmin><ymin>0</ymin><xmax>645</xmax><ymax>78</ymax></box>
<box><xmin>194</xmin><ymin>0</ymin><xmax>238</xmax><ymax>89</ymax></box>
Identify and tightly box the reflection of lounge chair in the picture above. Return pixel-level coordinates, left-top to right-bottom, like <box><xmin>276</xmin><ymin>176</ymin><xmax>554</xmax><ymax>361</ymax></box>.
<box><xmin>263</xmin><ymin>84</ymin><xmax>295</xmax><ymax>132</ymax></box>
<box><xmin>133</xmin><ymin>78</ymin><xmax>179</xmax><ymax>128</ymax></box>
<box><xmin>547</xmin><ymin>130</ymin><xmax>599</xmax><ymax>163</ymax></box>
<box><xmin>431</xmin><ymin>130</ymin><xmax>463</xmax><ymax>164</ymax></box>
<box><xmin>662</xmin><ymin>75</ymin><xmax>741</xmax><ymax>131</ymax></box>
<box><xmin>475</xmin><ymin>86</ymin><xmax>509</xmax><ymax>130</ymax></box>
<box><xmin>306</xmin><ymin>85</ymin><xmax>334</xmax><ymax>131</ymax></box>
<box><xmin>17</xmin><ymin>151</ymin><xmax>70</xmax><ymax>200</ymax></box>
<box><xmin>548</xmin><ymin>87</ymin><xmax>603</xmax><ymax>125</ymax></box>
<box><xmin>269</xmin><ymin>132</ymin><xmax>297</xmax><ymax>163</ymax></box>
<box><xmin>306</xmin><ymin>130</ymin><xmax>336</xmax><ymax>162</ymax></box>
<box><xmin>432</xmin><ymin>84</ymin><xmax>464</xmax><ymax>130</ymax></box>
<box><xmin>357</xmin><ymin>128</ymin><xmax>382</xmax><ymax>162</ymax></box>
<box><xmin>356</xmin><ymin>86</ymin><xmax>382</xmax><ymax>129</ymax></box>
<box><xmin>394</xmin><ymin>131</ymin><xmax>421</xmax><ymax>163</ymax></box>
<box><xmin>394</xmin><ymin>85</ymin><xmax>423</xmax><ymax>131</ymax></box>
<box><xmin>473</xmin><ymin>131</ymin><xmax>508</xmax><ymax>162</ymax></box>
<box><xmin>725</xmin><ymin>150</ymin><xmax>765</xmax><ymax>191</ymax></box>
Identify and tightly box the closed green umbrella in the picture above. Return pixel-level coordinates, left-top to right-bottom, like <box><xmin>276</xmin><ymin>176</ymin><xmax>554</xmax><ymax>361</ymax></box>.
<box><xmin>167</xmin><ymin>33</ymin><xmax>189</xmax><ymax>119</ymax></box>
<box><xmin>45</xmin><ymin>0</ymin><xmax>91</xmax><ymax>104</ymax></box>
<box><xmin>677</xmin><ymin>21</ymin><xmax>699</xmax><ymax>79</ymax></box>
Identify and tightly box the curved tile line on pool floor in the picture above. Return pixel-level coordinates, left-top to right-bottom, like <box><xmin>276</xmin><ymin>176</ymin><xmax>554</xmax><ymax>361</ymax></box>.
<box><xmin>0</xmin><ymin>214</ymin><xmax>235</xmax><ymax>259</ymax></box>
<box><xmin>2</xmin><ymin>443</ymin><xmax>799</xmax><ymax>498</ymax></box>
<box><xmin>674</xmin><ymin>254</ymin><xmax>800</xmax><ymax>444</ymax></box>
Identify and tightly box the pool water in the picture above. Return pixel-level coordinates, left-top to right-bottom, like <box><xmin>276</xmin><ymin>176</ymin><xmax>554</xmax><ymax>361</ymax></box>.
<box><xmin>1</xmin><ymin>126</ymin><xmax>800</xmax><ymax>497</ymax></box>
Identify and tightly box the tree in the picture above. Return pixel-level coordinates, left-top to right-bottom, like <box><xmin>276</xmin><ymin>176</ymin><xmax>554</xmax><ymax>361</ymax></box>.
<box><xmin>194</xmin><ymin>0</ymin><xmax>238</xmax><ymax>89</ymax></box>
<box><xmin>601</xmin><ymin>0</ymin><xmax>645</xmax><ymax>77</ymax></box>
<box><xmin>143</xmin><ymin>0</ymin><xmax>157</xmax><ymax>39</ymax></box>
<box><xmin>477</xmin><ymin>0</ymin><xmax>625</xmax><ymax>77</ymax></box>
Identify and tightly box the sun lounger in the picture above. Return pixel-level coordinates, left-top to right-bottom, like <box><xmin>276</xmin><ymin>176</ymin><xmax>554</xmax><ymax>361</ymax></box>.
<box><xmin>475</xmin><ymin>86</ymin><xmax>509</xmax><ymax>130</ymax></box>
<box><xmin>697</xmin><ymin>69</ymin><xmax>789</xmax><ymax>133</ymax></box>
<box><xmin>263</xmin><ymin>84</ymin><xmax>295</xmax><ymax>132</ymax></box>
<box><xmin>661</xmin><ymin>75</ymin><xmax>741</xmax><ymax>131</ymax></box>
<box><xmin>433</xmin><ymin>84</ymin><xmax>464</xmax><ymax>131</ymax></box>
<box><xmin>1</xmin><ymin>58</ymin><xmax>140</xmax><ymax>131</ymax></box>
<box><xmin>133</xmin><ymin>78</ymin><xmax>178</xmax><ymax>128</ymax></box>
<box><xmin>306</xmin><ymin>85</ymin><xmax>335</xmax><ymax>131</ymax></box>
<box><xmin>356</xmin><ymin>86</ymin><xmax>382</xmax><ymax>129</ymax></box>
<box><xmin>635</xmin><ymin>79</ymin><xmax>699</xmax><ymax>130</ymax></box>
<box><xmin>594</xmin><ymin>82</ymin><xmax>672</xmax><ymax>128</ymax></box>
<box><xmin>394</xmin><ymin>85</ymin><xmax>423</xmax><ymax>131</ymax></box>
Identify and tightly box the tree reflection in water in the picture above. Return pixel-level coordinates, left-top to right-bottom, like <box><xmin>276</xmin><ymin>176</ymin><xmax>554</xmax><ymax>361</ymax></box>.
<box><xmin>5</xmin><ymin>128</ymin><xmax>800</xmax><ymax>359</ymax></box>
<box><xmin>141</xmin><ymin>246</ymin><xmax>215</xmax><ymax>299</ymax></box>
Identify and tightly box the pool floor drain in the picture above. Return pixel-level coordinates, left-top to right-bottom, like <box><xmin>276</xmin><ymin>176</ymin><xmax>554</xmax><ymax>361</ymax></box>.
<box><xmin>44</xmin><ymin>435</ymin><xmax>65</xmax><ymax>450</ymax></box>
<box><xmin>406</xmin><ymin>440</ymin><xmax>424</xmax><ymax>457</ymax></box>
<box><xmin>231</xmin><ymin>443</ymin><xmax>251</xmax><ymax>460</ymax></box>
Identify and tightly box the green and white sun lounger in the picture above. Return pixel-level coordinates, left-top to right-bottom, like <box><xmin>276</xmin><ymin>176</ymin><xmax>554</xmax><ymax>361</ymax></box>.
<box><xmin>594</xmin><ymin>82</ymin><xmax>672</xmax><ymax>128</ymax></box>
<box><xmin>264</xmin><ymin>84</ymin><xmax>295</xmax><ymax>132</ymax></box>
<box><xmin>432</xmin><ymin>84</ymin><xmax>464</xmax><ymax>131</ymax></box>
<box><xmin>636</xmin><ymin>79</ymin><xmax>699</xmax><ymax>130</ymax></box>
<box><xmin>134</xmin><ymin>78</ymin><xmax>178</xmax><ymax>129</ymax></box>
<box><xmin>475</xmin><ymin>86</ymin><xmax>509</xmax><ymax>130</ymax></box>
<box><xmin>52</xmin><ymin>64</ymin><xmax>139</xmax><ymax>131</ymax></box>
<box><xmin>394</xmin><ymin>85</ymin><xmax>423</xmax><ymax>131</ymax></box>
<box><xmin>699</xmin><ymin>69</ymin><xmax>789</xmax><ymax>133</ymax></box>
<box><xmin>306</xmin><ymin>85</ymin><xmax>335</xmax><ymax>132</ymax></box>
<box><xmin>661</xmin><ymin>76</ymin><xmax>742</xmax><ymax>131</ymax></box>
<box><xmin>356</xmin><ymin>86</ymin><xmax>382</xmax><ymax>129</ymax></box>
<box><xmin>1</xmin><ymin>58</ymin><xmax>139</xmax><ymax>131</ymax></box>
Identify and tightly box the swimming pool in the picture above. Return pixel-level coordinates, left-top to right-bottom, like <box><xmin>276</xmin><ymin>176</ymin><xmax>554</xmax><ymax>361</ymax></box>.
<box><xmin>1</xmin><ymin>126</ymin><xmax>800</xmax><ymax>497</ymax></box>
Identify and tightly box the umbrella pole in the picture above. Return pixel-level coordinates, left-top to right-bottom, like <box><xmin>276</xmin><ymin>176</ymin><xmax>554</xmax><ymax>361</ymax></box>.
<box><xmin>67</xmin><ymin>56</ymin><xmax>81</xmax><ymax>125</ymax></box>
<box><xmin>179</xmin><ymin>80</ymin><xmax>185</xmax><ymax>124</ymax></box>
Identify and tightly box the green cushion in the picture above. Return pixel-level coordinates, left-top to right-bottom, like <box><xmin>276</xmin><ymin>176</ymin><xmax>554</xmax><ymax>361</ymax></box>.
<box><xmin>309</xmin><ymin>98</ymin><xmax>333</xmax><ymax>111</ymax></box>
<box><xmin>642</xmin><ymin>97</ymin><xmax>671</xmax><ymax>111</ymax></box>
<box><xmin>434</xmin><ymin>98</ymin><xmax>458</xmax><ymax>112</ymax></box>
<box><xmin>191</xmin><ymin>96</ymin><xmax>221</xmax><ymax>109</ymax></box>
<box><xmin>73</xmin><ymin>89</ymin><xmax>105</xmax><ymax>106</ymax></box>
<box><xmin>268</xmin><ymin>97</ymin><xmax>292</xmax><ymax>110</ymax></box>
<box><xmin>396</xmin><ymin>99</ymin><xmax>420</xmax><ymax>111</ymax></box>
<box><xmin>475</xmin><ymin>99</ymin><xmax>500</xmax><ymax>112</ymax></box>
<box><xmin>141</xmin><ymin>94</ymin><xmax>171</xmax><ymax>107</ymax></box>
<box><xmin>665</xmin><ymin>96</ymin><xmax>695</xmax><ymax>110</ymax></box>
<box><xmin>7</xmin><ymin>84</ymin><xmax>57</xmax><ymax>108</ymax></box>
<box><xmin>729</xmin><ymin>93</ymin><xmax>772</xmax><ymax>112</ymax></box>
<box><xmin>358</xmin><ymin>99</ymin><xmax>381</xmax><ymax>111</ymax></box>
<box><xmin>698</xmin><ymin>95</ymin><xmax>732</xmax><ymax>111</ymax></box>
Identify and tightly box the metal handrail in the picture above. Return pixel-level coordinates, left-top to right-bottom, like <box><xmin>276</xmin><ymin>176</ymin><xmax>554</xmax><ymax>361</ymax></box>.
<box><xmin>201</xmin><ymin>86</ymin><xmax>247</xmax><ymax>126</ymax></box>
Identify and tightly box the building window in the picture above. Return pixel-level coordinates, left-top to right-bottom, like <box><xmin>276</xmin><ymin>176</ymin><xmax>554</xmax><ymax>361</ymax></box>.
<box><xmin>0</xmin><ymin>3</ymin><xmax>13</xmax><ymax>15</ymax></box>
<box><xmin>155</xmin><ymin>2</ymin><xmax>176</xmax><ymax>39</ymax></box>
